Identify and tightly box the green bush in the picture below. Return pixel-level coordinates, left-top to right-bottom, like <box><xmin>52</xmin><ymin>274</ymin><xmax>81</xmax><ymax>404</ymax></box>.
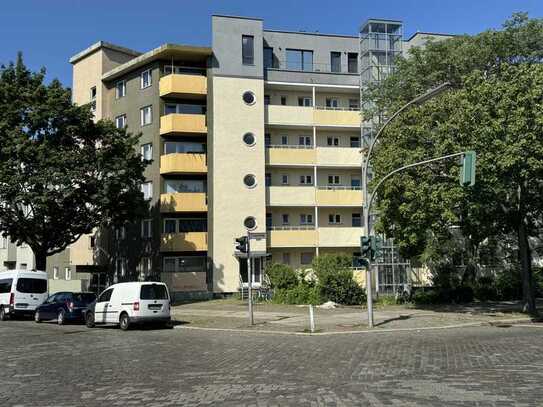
<box><xmin>412</xmin><ymin>289</ymin><xmax>441</xmax><ymax>305</ymax></box>
<box><xmin>473</xmin><ymin>276</ymin><xmax>498</xmax><ymax>302</ymax></box>
<box><xmin>272</xmin><ymin>284</ymin><xmax>320</xmax><ymax>305</ymax></box>
<box><xmin>375</xmin><ymin>295</ymin><xmax>399</xmax><ymax>306</ymax></box>
<box><xmin>265</xmin><ymin>263</ymin><xmax>298</xmax><ymax>290</ymax></box>
<box><xmin>313</xmin><ymin>254</ymin><xmax>366</xmax><ymax>305</ymax></box>
<box><xmin>496</xmin><ymin>269</ymin><xmax>522</xmax><ymax>300</ymax></box>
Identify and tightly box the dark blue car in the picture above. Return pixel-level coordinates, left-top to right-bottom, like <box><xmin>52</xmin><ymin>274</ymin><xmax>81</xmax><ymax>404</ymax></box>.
<box><xmin>34</xmin><ymin>292</ymin><xmax>97</xmax><ymax>325</ymax></box>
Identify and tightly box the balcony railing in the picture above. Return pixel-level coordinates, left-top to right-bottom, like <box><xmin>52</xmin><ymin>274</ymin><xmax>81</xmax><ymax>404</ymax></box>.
<box><xmin>268</xmin><ymin>225</ymin><xmax>316</xmax><ymax>231</ymax></box>
<box><xmin>266</xmin><ymin>60</ymin><xmax>359</xmax><ymax>75</ymax></box>
<box><xmin>266</xmin><ymin>144</ymin><xmax>314</xmax><ymax>149</ymax></box>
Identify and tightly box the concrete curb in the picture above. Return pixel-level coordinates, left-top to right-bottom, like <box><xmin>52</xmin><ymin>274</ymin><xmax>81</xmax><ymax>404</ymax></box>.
<box><xmin>173</xmin><ymin>317</ymin><xmax>535</xmax><ymax>336</ymax></box>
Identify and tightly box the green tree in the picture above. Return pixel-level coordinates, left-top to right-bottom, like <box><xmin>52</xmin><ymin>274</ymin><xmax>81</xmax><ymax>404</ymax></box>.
<box><xmin>362</xmin><ymin>14</ymin><xmax>543</xmax><ymax>314</ymax></box>
<box><xmin>0</xmin><ymin>54</ymin><xmax>148</xmax><ymax>270</ymax></box>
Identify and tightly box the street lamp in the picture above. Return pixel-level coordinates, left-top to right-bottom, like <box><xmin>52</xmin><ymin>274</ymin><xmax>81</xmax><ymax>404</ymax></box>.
<box><xmin>361</xmin><ymin>82</ymin><xmax>451</xmax><ymax>328</ymax></box>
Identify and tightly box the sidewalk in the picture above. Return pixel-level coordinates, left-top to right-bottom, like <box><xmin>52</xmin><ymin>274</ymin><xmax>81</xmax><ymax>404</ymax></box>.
<box><xmin>171</xmin><ymin>299</ymin><xmax>536</xmax><ymax>334</ymax></box>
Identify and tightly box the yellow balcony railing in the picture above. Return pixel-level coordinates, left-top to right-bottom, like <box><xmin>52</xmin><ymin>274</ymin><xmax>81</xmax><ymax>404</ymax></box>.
<box><xmin>160</xmin><ymin>113</ymin><xmax>207</xmax><ymax>135</ymax></box>
<box><xmin>318</xmin><ymin>227</ymin><xmax>364</xmax><ymax>247</ymax></box>
<box><xmin>265</xmin><ymin>147</ymin><xmax>315</xmax><ymax>165</ymax></box>
<box><xmin>159</xmin><ymin>74</ymin><xmax>207</xmax><ymax>98</ymax></box>
<box><xmin>265</xmin><ymin>105</ymin><xmax>314</xmax><ymax>126</ymax></box>
<box><xmin>313</xmin><ymin>108</ymin><xmax>360</xmax><ymax>127</ymax></box>
<box><xmin>161</xmin><ymin>232</ymin><xmax>208</xmax><ymax>252</ymax></box>
<box><xmin>160</xmin><ymin>193</ymin><xmax>207</xmax><ymax>213</ymax></box>
<box><xmin>316</xmin><ymin>147</ymin><xmax>362</xmax><ymax>167</ymax></box>
<box><xmin>160</xmin><ymin>153</ymin><xmax>207</xmax><ymax>175</ymax></box>
<box><xmin>267</xmin><ymin>228</ymin><xmax>317</xmax><ymax>248</ymax></box>
<box><xmin>266</xmin><ymin>186</ymin><xmax>316</xmax><ymax>207</ymax></box>
<box><xmin>316</xmin><ymin>188</ymin><xmax>363</xmax><ymax>206</ymax></box>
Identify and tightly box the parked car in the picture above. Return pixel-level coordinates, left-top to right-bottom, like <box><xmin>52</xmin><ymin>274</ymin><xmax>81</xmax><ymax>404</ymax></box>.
<box><xmin>0</xmin><ymin>270</ymin><xmax>48</xmax><ymax>320</ymax></box>
<box><xmin>34</xmin><ymin>292</ymin><xmax>97</xmax><ymax>325</ymax></box>
<box><xmin>85</xmin><ymin>282</ymin><xmax>171</xmax><ymax>330</ymax></box>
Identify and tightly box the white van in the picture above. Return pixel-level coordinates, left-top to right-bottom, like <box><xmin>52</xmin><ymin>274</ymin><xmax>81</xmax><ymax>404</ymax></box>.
<box><xmin>0</xmin><ymin>270</ymin><xmax>48</xmax><ymax>320</ymax></box>
<box><xmin>86</xmin><ymin>282</ymin><xmax>171</xmax><ymax>330</ymax></box>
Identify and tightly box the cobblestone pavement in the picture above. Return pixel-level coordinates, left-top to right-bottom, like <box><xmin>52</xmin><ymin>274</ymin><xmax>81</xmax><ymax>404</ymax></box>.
<box><xmin>1</xmin><ymin>319</ymin><xmax>542</xmax><ymax>406</ymax></box>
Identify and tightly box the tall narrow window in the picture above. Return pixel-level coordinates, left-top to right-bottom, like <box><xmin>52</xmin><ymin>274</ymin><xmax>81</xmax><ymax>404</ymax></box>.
<box><xmin>141</xmin><ymin>181</ymin><xmax>153</xmax><ymax>200</ymax></box>
<box><xmin>141</xmin><ymin>219</ymin><xmax>152</xmax><ymax>238</ymax></box>
<box><xmin>115</xmin><ymin>80</ymin><xmax>126</xmax><ymax>98</ymax></box>
<box><xmin>280</xmin><ymin>96</ymin><xmax>287</xmax><ymax>105</ymax></box>
<box><xmin>263</xmin><ymin>47</ymin><xmax>273</xmax><ymax>68</ymax></box>
<box><xmin>282</xmin><ymin>214</ymin><xmax>290</xmax><ymax>225</ymax></box>
<box><xmin>281</xmin><ymin>135</ymin><xmax>288</xmax><ymax>145</ymax></box>
<box><xmin>326</xmin><ymin>98</ymin><xmax>339</xmax><ymax>108</ymax></box>
<box><xmin>90</xmin><ymin>86</ymin><xmax>97</xmax><ymax>111</ymax></box>
<box><xmin>299</xmin><ymin>136</ymin><xmax>311</xmax><ymax>146</ymax></box>
<box><xmin>53</xmin><ymin>267</ymin><xmax>59</xmax><ymax>280</ymax></box>
<box><xmin>163</xmin><ymin>219</ymin><xmax>177</xmax><ymax>234</ymax></box>
<box><xmin>298</xmin><ymin>97</ymin><xmax>312</xmax><ymax>107</ymax></box>
<box><xmin>141</xmin><ymin>69</ymin><xmax>152</xmax><ymax>88</ymax></box>
<box><xmin>348</xmin><ymin>52</ymin><xmax>358</xmax><ymax>73</ymax></box>
<box><xmin>352</xmin><ymin>213</ymin><xmax>362</xmax><ymax>227</ymax></box>
<box><xmin>330</xmin><ymin>51</ymin><xmax>341</xmax><ymax>73</ymax></box>
<box><xmin>141</xmin><ymin>143</ymin><xmax>152</xmax><ymax>161</ymax></box>
<box><xmin>242</xmin><ymin>35</ymin><xmax>254</xmax><ymax>65</ymax></box>
<box><xmin>140</xmin><ymin>105</ymin><xmax>152</xmax><ymax>126</ymax></box>
<box><xmin>264</xmin><ymin>95</ymin><xmax>271</xmax><ymax>105</ymax></box>
<box><xmin>281</xmin><ymin>174</ymin><xmax>289</xmax><ymax>185</ymax></box>
<box><xmin>115</xmin><ymin>114</ymin><xmax>126</xmax><ymax>129</ymax></box>
<box><xmin>65</xmin><ymin>267</ymin><xmax>72</xmax><ymax>280</ymax></box>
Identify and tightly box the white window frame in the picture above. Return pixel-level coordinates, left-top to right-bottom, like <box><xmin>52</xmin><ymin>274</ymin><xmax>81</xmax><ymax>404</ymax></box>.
<box><xmin>328</xmin><ymin>214</ymin><xmax>342</xmax><ymax>225</ymax></box>
<box><xmin>299</xmin><ymin>97</ymin><xmax>312</xmax><ymax>107</ymax></box>
<box><xmin>282</xmin><ymin>214</ymin><xmax>290</xmax><ymax>225</ymax></box>
<box><xmin>141</xmin><ymin>181</ymin><xmax>153</xmax><ymax>200</ymax></box>
<box><xmin>281</xmin><ymin>174</ymin><xmax>289</xmax><ymax>185</ymax></box>
<box><xmin>326</xmin><ymin>98</ymin><xmax>339</xmax><ymax>108</ymax></box>
<box><xmin>140</xmin><ymin>105</ymin><xmax>152</xmax><ymax>126</ymax></box>
<box><xmin>53</xmin><ymin>266</ymin><xmax>59</xmax><ymax>280</ymax></box>
<box><xmin>140</xmin><ymin>69</ymin><xmax>152</xmax><ymax>89</ymax></box>
<box><xmin>280</xmin><ymin>135</ymin><xmax>288</xmax><ymax>145</ymax></box>
<box><xmin>115</xmin><ymin>80</ymin><xmax>126</xmax><ymax>98</ymax></box>
<box><xmin>328</xmin><ymin>175</ymin><xmax>340</xmax><ymax>185</ymax></box>
<box><xmin>115</xmin><ymin>114</ymin><xmax>126</xmax><ymax>129</ymax></box>
<box><xmin>141</xmin><ymin>143</ymin><xmax>152</xmax><ymax>161</ymax></box>
<box><xmin>300</xmin><ymin>214</ymin><xmax>313</xmax><ymax>225</ymax></box>
<box><xmin>327</xmin><ymin>137</ymin><xmax>339</xmax><ymax>147</ymax></box>
<box><xmin>299</xmin><ymin>175</ymin><xmax>312</xmax><ymax>185</ymax></box>
<box><xmin>141</xmin><ymin>219</ymin><xmax>152</xmax><ymax>238</ymax></box>
<box><xmin>299</xmin><ymin>136</ymin><xmax>311</xmax><ymax>146</ymax></box>
<box><xmin>65</xmin><ymin>267</ymin><xmax>71</xmax><ymax>281</ymax></box>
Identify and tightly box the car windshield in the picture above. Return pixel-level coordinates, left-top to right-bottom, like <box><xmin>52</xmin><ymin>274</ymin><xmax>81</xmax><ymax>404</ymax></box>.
<box><xmin>73</xmin><ymin>293</ymin><xmax>96</xmax><ymax>304</ymax></box>
<box><xmin>140</xmin><ymin>284</ymin><xmax>169</xmax><ymax>300</ymax></box>
<box><xmin>16</xmin><ymin>278</ymin><xmax>47</xmax><ymax>294</ymax></box>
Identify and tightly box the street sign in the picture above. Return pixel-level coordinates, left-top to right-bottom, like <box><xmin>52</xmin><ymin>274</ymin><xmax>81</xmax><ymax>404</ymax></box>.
<box><xmin>460</xmin><ymin>151</ymin><xmax>476</xmax><ymax>186</ymax></box>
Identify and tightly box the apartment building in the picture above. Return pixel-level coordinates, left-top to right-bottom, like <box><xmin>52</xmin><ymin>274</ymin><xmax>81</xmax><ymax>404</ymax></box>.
<box><xmin>0</xmin><ymin>15</ymin><xmax>450</xmax><ymax>298</ymax></box>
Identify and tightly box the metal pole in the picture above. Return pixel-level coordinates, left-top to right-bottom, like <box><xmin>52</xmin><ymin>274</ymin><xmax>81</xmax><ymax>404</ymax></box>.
<box><xmin>309</xmin><ymin>304</ymin><xmax>315</xmax><ymax>333</ymax></box>
<box><xmin>247</xmin><ymin>232</ymin><xmax>254</xmax><ymax>326</ymax></box>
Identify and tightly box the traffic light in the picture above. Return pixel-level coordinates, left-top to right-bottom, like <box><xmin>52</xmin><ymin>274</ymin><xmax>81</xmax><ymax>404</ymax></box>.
<box><xmin>235</xmin><ymin>236</ymin><xmax>248</xmax><ymax>253</ymax></box>
<box><xmin>460</xmin><ymin>151</ymin><xmax>476</xmax><ymax>186</ymax></box>
<box><xmin>361</xmin><ymin>236</ymin><xmax>371</xmax><ymax>258</ymax></box>
<box><xmin>370</xmin><ymin>236</ymin><xmax>383</xmax><ymax>261</ymax></box>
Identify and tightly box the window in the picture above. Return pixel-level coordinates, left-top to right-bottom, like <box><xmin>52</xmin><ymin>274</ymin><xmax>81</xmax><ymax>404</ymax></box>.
<box><xmin>164</xmin><ymin>103</ymin><xmax>205</xmax><ymax>115</ymax></box>
<box><xmin>141</xmin><ymin>219</ymin><xmax>152</xmax><ymax>238</ymax></box>
<box><xmin>350</xmin><ymin>137</ymin><xmax>360</xmax><ymax>148</ymax></box>
<box><xmin>328</xmin><ymin>214</ymin><xmax>341</xmax><ymax>224</ymax></box>
<box><xmin>242</xmin><ymin>91</ymin><xmax>256</xmax><ymax>105</ymax></box>
<box><xmin>299</xmin><ymin>136</ymin><xmax>311</xmax><ymax>146</ymax></box>
<box><xmin>265</xmin><ymin>173</ymin><xmax>271</xmax><ymax>186</ymax></box>
<box><xmin>349</xmin><ymin>99</ymin><xmax>359</xmax><ymax>110</ymax></box>
<box><xmin>352</xmin><ymin>213</ymin><xmax>362</xmax><ymax>227</ymax></box>
<box><xmin>140</xmin><ymin>284</ymin><xmax>169</xmax><ymax>300</ymax></box>
<box><xmin>65</xmin><ymin>267</ymin><xmax>71</xmax><ymax>281</ymax></box>
<box><xmin>351</xmin><ymin>177</ymin><xmax>361</xmax><ymax>188</ymax></box>
<box><xmin>0</xmin><ymin>279</ymin><xmax>13</xmax><ymax>294</ymax></box>
<box><xmin>141</xmin><ymin>69</ymin><xmax>152</xmax><ymax>89</ymax></box>
<box><xmin>282</xmin><ymin>252</ymin><xmax>291</xmax><ymax>265</ymax></box>
<box><xmin>53</xmin><ymin>267</ymin><xmax>59</xmax><ymax>280</ymax></box>
<box><xmin>139</xmin><ymin>257</ymin><xmax>152</xmax><ymax>278</ymax></box>
<box><xmin>20</xmin><ymin>263</ymin><xmax>27</xmax><ymax>270</ymax></box>
<box><xmin>164</xmin><ymin>141</ymin><xmax>205</xmax><ymax>154</ymax></box>
<box><xmin>299</xmin><ymin>175</ymin><xmax>312</xmax><ymax>185</ymax></box>
<box><xmin>141</xmin><ymin>143</ymin><xmax>152</xmax><ymax>161</ymax></box>
<box><xmin>164</xmin><ymin>219</ymin><xmax>177</xmax><ymax>234</ymax></box>
<box><xmin>263</xmin><ymin>46</ymin><xmax>273</xmax><ymax>68</ymax></box>
<box><xmin>326</xmin><ymin>98</ymin><xmax>339</xmax><ymax>108</ymax></box>
<box><xmin>242</xmin><ymin>35</ymin><xmax>255</xmax><ymax>65</ymax></box>
<box><xmin>286</xmin><ymin>49</ymin><xmax>313</xmax><ymax>71</ymax></box>
<box><xmin>281</xmin><ymin>135</ymin><xmax>288</xmax><ymax>145</ymax></box>
<box><xmin>348</xmin><ymin>52</ymin><xmax>358</xmax><ymax>73</ymax></box>
<box><xmin>265</xmin><ymin>133</ymin><xmax>271</xmax><ymax>146</ymax></box>
<box><xmin>115</xmin><ymin>80</ymin><xmax>126</xmax><ymax>98</ymax></box>
<box><xmin>328</xmin><ymin>175</ymin><xmax>340</xmax><ymax>185</ymax></box>
<box><xmin>298</xmin><ymin>97</ymin><xmax>312</xmax><ymax>107</ymax></box>
<box><xmin>116</xmin><ymin>226</ymin><xmax>126</xmax><ymax>240</ymax></box>
<box><xmin>90</xmin><ymin>86</ymin><xmax>96</xmax><ymax>111</ymax></box>
<box><xmin>280</xmin><ymin>96</ymin><xmax>287</xmax><ymax>105</ymax></box>
<box><xmin>300</xmin><ymin>214</ymin><xmax>313</xmax><ymax>225</ymax></box>
<box><xmin>0</xmin><ymin>237</ymin><xmax>6</xmax><ymax>249</ymax></box>
<box><xmin>281</xmin><ymin>174</ymin><xmax>289</xmax><ymax>185</ymax></box>
<box><xmin>327</xmin><ymin>137</ymin><xmax>339</xmax><ymax>146</ymax></box>
<box><xmin>141</xmin><ymin>181</ymin><xmax>153</xmax><ymax>200</ymax></box>
<box><xmin>331</xmin><ymin>51</ymin><xmax>341</xmax><ymax>73</ymax></box>
<box><xmin>140</xmin><ymin>105</ymin><xmax>152</xmax><ymax>126</ymax></box>
<box><xmin>266</xmin><ymin>213</ymin><xmax>272</xmax><ymax>228</ymax></box>
<box><xmin>282</xmin><ymin>214</ymin><xmax>289</xmax><ymax>225</ymax></box>
<box><xmin>115</xmin><ymin>114</ymin><xmax>126</xmax><ymax>129</ymax></box>
<box><xmin>243</xmin><ymin>174</ymin><xmax>257</xmax><ymax>188</ymax></box>
<box><xmin>264</xmin><ymin>95</ymin><xmax>271</xmax><ymax>105</ymax></box>
<box><xmin>98</xmin><ymin>288</ymin><xmax>113</xmax><ymax>303</ymax></box>
<box><xmin>243</xmin><ymin>132</ymin><xmax>256</xmax><ymax>146</ymax></box>
<box><xmin>16</xmin><ymin>278</ymin><xmax>47</xmax><ymax>294</ymax></box>
<box><xmin>301</xmin><ymin>252</ymin><xmax>314</xmax><ymax>265</ymax></box>
<box><xmin>244</xmin><ymin>216</ymin><xmax>257</xmax><ymax>230</ymax></box>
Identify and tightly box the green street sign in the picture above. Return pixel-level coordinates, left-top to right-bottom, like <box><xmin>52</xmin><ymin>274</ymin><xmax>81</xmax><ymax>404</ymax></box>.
<box><xmin>460</xmin><ymin>151</ymin><xmax>476</xmax><ymax>186</ymax></box>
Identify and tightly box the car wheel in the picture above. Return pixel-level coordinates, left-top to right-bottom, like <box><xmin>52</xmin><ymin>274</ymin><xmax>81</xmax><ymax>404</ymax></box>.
<box><xmin>119</xmin><ymin>313</ymin><xmax>130</xmax><ymax>331</ymax></box>
<box><xmin>85</xmin><ymin>311</ymin><xmax>95</xmax><ymax>328</ymax></box>
<box><xmin>0</xmin><ymin>306</ymin><xmax>7</xmax><ymax>321</ymax></box>
<box><xmin>34</xmin><ymin>310</ymin><xmax>42</xmax><ymax>323</ymax></box>
<box><xmin>57</xmin><ymin>310</ymin><xmax>65</xmax><ymax>325</ymax></box>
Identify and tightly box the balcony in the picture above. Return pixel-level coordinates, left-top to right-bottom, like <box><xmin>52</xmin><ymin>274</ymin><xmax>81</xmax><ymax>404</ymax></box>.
<box><xmin>316</xmin><ymin>187</ymin><xmax>363</xmax><ymax>207</ymax></box>
<box><xmin>161</xmin><ymin>232</ymin><xmax>208</xmax><ymax>252</ymax></box>
<box><xmin>160</xmin><ymin>113</ymin><xmax>207</xmax><ymax>135</ymax></box>
<box><xmin>160</xmin><ymin>153</ymin><xmax>207</xmax><ymax>175</ymax></box>
<box><xmin>318</xmin><ymin>227</ymin><xmax>363</xmax><ymax>247</ymax></box>
<box><xmin>265</xmin><ymin>105</ymin><xmax>313</xmax><ymax>127</ymax></box>
<box><xmin>266</xmin><ymin>186</ymin><xmax>315</xmax><ymax>207</ymax></box>
<box><xmin>313</xmin><ymin>108</ymin><xmax>360</xmax><ymax>127</ymax></box>
<box><xmin>267</xmin><ymin>227</ymin><xmax>317</xmax><ymax>248</ymax></box>
<box><xmin>160</xmin><ymin>193</ymin><xmax>207</xmax><ymax>213</ymax></box>
<box><xmin>159</xmin><ymin>74</ymin><xmax>207</xmax><ymax>98</ymax></box>
<box><xmin>266</xmin><ymin>146</ymin><xmax>315</xmax><ymax>166</ymax></box>
<box><xmin>316</xmin><ymin>147</ymin><xmax>362</xmax><ymax>167</ymax></box>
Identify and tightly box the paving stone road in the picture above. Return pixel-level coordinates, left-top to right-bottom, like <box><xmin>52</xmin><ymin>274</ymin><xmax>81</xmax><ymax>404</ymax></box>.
<box><xmin>1</xmin><ymin>319</ymin><xmax>542</xmax><ymax>406</ymax></box>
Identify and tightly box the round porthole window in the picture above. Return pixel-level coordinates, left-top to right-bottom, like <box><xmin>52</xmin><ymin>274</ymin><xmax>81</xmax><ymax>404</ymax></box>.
<box><xmin>243</xmin><ymin>174</ymin><xmax>257</xmax><ymax>188</ymax></box>
<box><xmin>242</xmin><ymin>91</ymin><xmax>256</xmax><ymax>105</ymax></box>
<box><xmin>244</xmin><ymin>216</ymin><xmax>257</xmax><ymax>230</ymax></box>
<box><xmin>243</xmin><ymin>132</ymin><xmax>256</xmax><ymax>146</ymax></box>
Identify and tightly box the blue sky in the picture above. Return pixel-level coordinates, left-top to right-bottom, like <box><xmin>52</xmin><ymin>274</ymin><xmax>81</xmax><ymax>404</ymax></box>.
<box><xmin>1</xmin><ymin>0</ymin><xmax>542</xmax><ymax>86</ymax></box>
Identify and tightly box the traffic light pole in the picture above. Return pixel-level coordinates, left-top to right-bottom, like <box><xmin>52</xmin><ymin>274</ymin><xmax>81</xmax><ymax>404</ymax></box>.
<box><xmin>247</xmin><ymin>231</ymin><xmax>253</xmax><ymax>326</ymax></box>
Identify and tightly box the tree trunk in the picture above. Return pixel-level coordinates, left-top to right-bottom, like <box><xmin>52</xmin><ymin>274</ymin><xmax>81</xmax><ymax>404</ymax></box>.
<box><xmin>33</xmin><ymin>249</ymin><xmax>47</xmax><ymax>272</ymax></box>
<box><xmin>517</xmin><ymin>218</ymin><xmax>537</xmax><ymax>316</ymax></box>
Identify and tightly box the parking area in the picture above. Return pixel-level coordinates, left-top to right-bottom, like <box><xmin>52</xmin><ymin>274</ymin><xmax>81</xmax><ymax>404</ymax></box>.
<box><xmin>1</xmin><ymin>318</ymin><xmax>543</xmax><ymax>406</ymax></box>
